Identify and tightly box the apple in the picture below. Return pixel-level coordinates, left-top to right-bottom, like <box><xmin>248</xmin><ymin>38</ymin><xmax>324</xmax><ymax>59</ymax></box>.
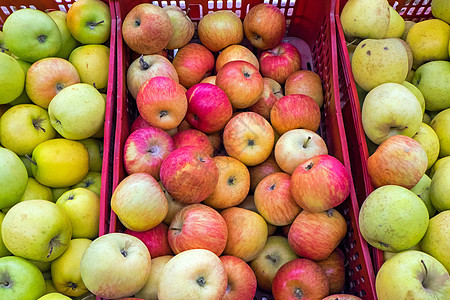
<box><xmin>223</xmin><ymin>112</ymin><xmax>274</xmax><ymax>166</ymax></box>
<box><xmin>221</xmin><ymin>255</ymin><xmax>257</xmax><ymax>300</ymax></box>
<box><xmin>430</xmin><ymin>108</ymin><xmax>450</xmax><ymax>157</ymax></box>
<box><xmin>285</xmin><ymin>70</ymin><xmax>324</xmax><ymax>108</ymax></box>
<box><xmin>0</xmin><ymin>104</ymin><xmax>56</xmax><ymax>155</ymax></box>
<box><xmin>221</xmin><ymin>207</ymin><xmax>268</xmax><ymax>262</ymax></box>
<box><xmin>412</xmin><ymin>123</ymin><xmax>440</xmax><ymax>170</ymax></box>
<box><xmin>122</xmin><ymin>3</ymin><xmax>172</xmax><ymax>54</ymax></box>
<box><xmin>158</xmin><ymin>249</ymin><xmax>227</xmax><ymax>300</ymax></box>
<box><xmin>136</xmin><ymin>76</ymin><xmax>187</xmax><ymax>131</ymax></box>
<box><xmin>376</xmin><ymin>250</ymin><xmax>450</xmax><ymax>299</ymax></box>
<box><xmin>69</xmin><ymin>45</ymin><xmax>110</xmax><ymax>90</ymax></box>
<box><xmin>359</xmin><ymin>185</ymin><xmax>429</xmax><ymax>252</ymax></box>
<box><xmin>168</xmin><ymin>204</ymin><xmax>228</xmax><ymax>256</ymax></box>
<box><xmin>259</xmin><ymin>42</ymin><xmax>301</xmax><ymax>84</ymax></box>
<box><xmin>130</xmin><ymin>115</ymin><xmax>178</xmax><ymax>137</ymax></box>
<box><xmin>161</xmin><ymin>182</ymin><xmax>187</xmax><ymax>226</ymax></box>
<box><xmin>127</xmin><ymin>55</ymin><xmax>179</xmax><ymax>100</ymax></box>
<box><xmin>80</xmin><ymin>233</ymin><xmax>151</xmax><ymax>299</ymax></box>
<box><xmin>38</xmin><ymin>293</ymin><xmax>71</xmax><ymax>300</ymax></box>
<box><xmin>125</xmin><ymin>223</ymin><xmax>172</xmax><ymax>259</ymax></box>
<box><xmin>47</xmin><ymin>10</ymin><xmax>80</xmax><ymax>59</ymax></box>
<box><xmin>316</xmin><ymin>248</ymin><xmax>346</xmax><ymax>294</ymax></box>
<box><xmin>367</xmin><ymin>135</ymin><xmax>428</xmax><ymax>189</ymax></box>
<box><xmin>200</xmin><ymin>76</ymin><xmax>216</xmax><ymax>85</ymax></box>
<box><xmin>410</xmin><ymin>174</ymin><xmax>435</xmax><ymax>218</ymax></box>
<box><xmin>249</xmin><ymin>77</ymin><xmax>283</xmax><ymax>120</ymax></box>
<box><xmin>272</xmin><ymin>258</ymin><xmax>329</xmax><ymax>300</ymax></box>
<box><xmin>216</xmin><ymin>44</ymin><xmax>259</xmax><ymax>72</ymax></box>
<box><xmin>275</xmin><ymin>129</ymin><xmax>328</xmax><ymax>174</ymax></box>
<box><xmin>78</xmin><ymin>139</ymin><xmax>103</xmax><ymax>173</ymax></box>
<box><xmin>111</xmin><ymin>173</ymin><xmax>168</xmax><ymax>232</ymax></box>
<box><xmin>420</xmin><ymin>211</ymin><xmax>450</xmax><ymax>273</ymax></box>
<box><xmin>430</xmin><ymin>157</ymin><xmax>450</xmax><ymax>211</ymax></box>
<box><xmin>208</xmin><ymin>131</ymin><xmax>223</xmax><ymax>156</ymax></box>
<box><xmin>249</xmin><ymin>236</ymin><xmax>298</xmax><ymax>291</ymax></box>
<box><xmin>323</xmin><ymin>295</ymin><xmax>362</xmax><ymax>300</ymax></box>
<box><xmin>429</xmin><ymin>156</ymin><xmax>450</xmax><ymax>178</ymax></box>
<box><xmin>216</xmin><ymin>60</ymin><xmax>264</xmax><ymax>109</ymax></box>
<box><xmin>51</xmin><ymin>188</ymin><xmax>70</xmax><ymax>204</ymax></box>
<box><xmin>271</xmin><ymin>94</ymin><xmax>321</xmax><ymax>135</ymax></box>
<box><xmin>204</xmin><ymin>156</ymin><xmax>250</xmax><ymax>209</ymax></box>
<box><xmin>248</xmin><ymin>155</ymin><xmax>282</xmax><ymax>191</ymax></box>
<box><xmin>0</xmin><ymin>213</ymin><xmax>12</xmax><ymax>257</ymax></box>
<box><xmin>124</xmin><ymin>126</ymin><xmax>175</xmax><ymax>180</ymax></box>
<box><xmin>243</xmin><ymin>4</ymin><xmax>286</xmax><ymax>50</ymax></box>
<box><xmin>72</xmin><ymin>171</ymin><xmax>101</xmax><ymax>196</ymax></box>
<box><xmin>172</xmin><ymin>43</ymin><xmax>215</xmax><ymax>88</ymax></box>
<box><xmin>172</xmin><ymin>129</ymin><xmax>214</xmax><ymax>157</ymax></box>
<box><xmin>19</xmin><ymin>178</ymin><xmax>53</xmax><ymax>202</ymax></box>
<box><xmin>185</xmin><ymin>83</ymin><xmax>233</xmax><ymax>133</ymax></box>
<box><xmin>163</xmin><ymin>6</ymin><xmax>194</xmax><ymax>50</ymax></box>
<box><xmin>198</xmin><ymin>11</ymin><xmax>243</xmax><ymax>52</ymax></box>
<box><xmin>0</xmin><ymin>30</ymin><xmax>10</xmax><ymax>55</ymax></box>
<box><xmin>3</xmin><ymin>9</ymin><xmax>61</xmax><ymax>62</ymax></box>
<box><xmin>290</xmin><ymin>155</ymin><xmax>350</xmax><ymax>213</ymax></box>
<box><xmin>135</xmin><ymin>255</ymin><xmax>172</xmax><ymax>300</ymax></box>
<box><xmin>0</xmin><ymin>52</ymin><xmax>25</xmax><ymax>104</ymax></box>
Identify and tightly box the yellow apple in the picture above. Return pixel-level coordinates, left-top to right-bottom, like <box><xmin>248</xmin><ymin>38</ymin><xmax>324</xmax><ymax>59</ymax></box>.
<box><xmin>402</xmin><ymin>81</ymin><xmax>425</xmax><ymax>115</ymax></box>
<box><xmin>385</xmin><ymin>7</ymin><xmax>405</xmax><ymax>38</ymax></box>
<box><xmin>412</xmin><ymin>123</ymin><xmax>440</xmax><ymax>169</ymax></box>
<box><xmin>135</xmin><ymin>255</ymin><xmax>173</xmax><ymax>299</ymax></box>
<box><xmin>432</xmin><ymin>0</ymin><xmax>450</xmax><ymax>24</ymax></box>
<box><xmin>47</xmin><ymin>10</ymin><xmax>80</xmax><ymax>59</ymax></box>
<box><xmin>69</xmin><ymin>45</ymin><xmax>109</xmax><ymax>90</ymax></box>
<box><xmin>0</xmin><ymin>212</ymin><xmax>12</xmax><ymax>257</ymax></box>
<box><xmin>72</xmin><ymin>171</ymin><xmax>102</xmax><ymax>197</ymax></box>
<box><xmin>19</xmin><ymin>178</ymin><xmax>53</xmax><ymax>202</ymax></box>
<box><xmin>401</xmin><ymin>21</ymin><xmax>416</xmax><ymax>41</ymax></box>
<box><xmin>38</xmin><ymin>292</ymin><xmax>71</xmax><ymax>300</ymax></box>
<box><xmin>429</xmin><ymin>156</ymin><xmax>450</xmax><ymax>178</ymax></box>
<box><xmin>430</xmin><ymin>108</ymin><xmax>450</xmax><ymax>157</ymax></box>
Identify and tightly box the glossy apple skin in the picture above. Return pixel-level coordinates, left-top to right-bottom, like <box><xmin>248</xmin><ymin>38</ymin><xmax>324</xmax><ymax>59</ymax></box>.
<box><xmin>185</xmin><ymin>83</ymin><xmax>233</xmax><ymax>133</ymax></box>
<box><xmin>136</xmin><ymin>76</ymin><xmax>187</xmax><ymax>130</ymax></box>
<box><xmin>288</xmin><ymin>209</ymin><xmax>347</xmax><ymax>261</ymax></box>
<box><xmin>249</xmin><ymin>77</ymin><xmax>282</xmax><ymax>120</ymax></box>
<box><xmin>259</xmin><ymin>42</ymin><xmax>301</xmax><ymax>84</ymax></box>
<box><xmin>172</xmin><ymin>129</ymin><xmax>214</xmax><ymax>157</ymax></box>
<box><xmin>198</xmin><ymin>11</ymin><xmax>243</xmax><ymax>52</ymax></box>
<box><xmin>220</xmin><ymin>255</ymin><xmax>257</xmax><ymax>300</ymax></box>
<box><xmin>124</xmin><ymin>126</ymin><xmax>175</xmax><ymax>181</ymax></box>
<box><xmin>168</xmin><ymin>204</ymin><xmax>227</xmax><ymax>256</ymax></box>
<box><xmin>216</xmin><ymin>44</ymin><xmax>259</xmax><ymax>72</ymax></box>
<box><xmin>368</xmin><ymin>135</ymin><xmax>428</xmax><ymax>189</ymax></box>
<box><xmin>316</xmin><ymin>248</ymin><xmax>346</xmax><ymax>294</ymax></box>
<box><xmin>285</xmin><ymin>70</ymin><xmax>324</xmax><ymax>108</ymax></box>
<box><xmin>125</xmin><ymin>223</ymin><xmax>173</xmax><ymax>259</ymax></box>
<box><xmin>322</xmin><ymin>295</ymin><xmax>362</xmax><ymax>300</ymax></box>
<box><xmin>172</xmin><ymin>43</ymin><xmax>215</xmax><ymax>88</ymax></box>
<box><xmin>160</xmin><ymin>146</ymin><xmax>219</xmax><ymax>204</ymax></box>
<box><xmin>271</xmin><ymin>94</ymin><xmax>321</xmax><ymax>135</ymax></box>
<box><xmin>272</xmin><ymin>258</ymin><xmax>329</xmax><ymax>300</ymax></box>
<box><xmin>249</xmin><ymin>155</ymin><xmax>283</xmax><ymax>191</ymax></box>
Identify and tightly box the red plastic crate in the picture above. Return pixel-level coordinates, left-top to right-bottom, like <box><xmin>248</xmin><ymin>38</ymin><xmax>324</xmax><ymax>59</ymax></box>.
<box><xmin>335</xmin><ymin>0</ymin><xmax>434</xmax><ymax>274</ymax></box>
<box><xmin>112</xmin><ymin>0</ymin><xmax>376</xmax><ymax>298</ymax></box>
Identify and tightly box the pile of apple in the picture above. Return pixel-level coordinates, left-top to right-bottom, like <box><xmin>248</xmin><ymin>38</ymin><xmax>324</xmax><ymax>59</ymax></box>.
<box><xmin>0</xmin><ymin>0</ymin><xmax>111</xmax><ymax>299</ymax></box>
<box><xmin>341</xmin><ymin>0</ymin><xmax>450</xmax><ymax>298</ymax></box>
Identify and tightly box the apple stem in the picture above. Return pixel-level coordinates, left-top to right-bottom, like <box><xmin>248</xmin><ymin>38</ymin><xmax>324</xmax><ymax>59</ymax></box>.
<box><xmin>169</xmin><ymin>227</ymin><xmax>181</xmax><ymax>231</ymax></box>
<box><xmin>139</xmin><ymin>55</ymin><xmax>150</xmax><ymax>70</ymax></box>
<box><xmin>0</xmin><ymin>281</ymin><xmax>9</xmax><ymax>287</ymax></box>
<box><xmin>346</xmin><ymin>38</ymin><xmax>358</xmax><ymax>47</ymax></box>
<box><xmin>266</xmin><ymin>254</ymin><xmax>277</xmax><ymax>263</ymax></box>
<box><xmin>88</xmin><ymin>20</ymin><xmax>105</xmax><ymax>29</ymax></box>
<box><xmin>303</xmin><ymin>136</ymin><xmax>311</xmax><ymax>148</ymax></box>
<box><xmin>326</xmin><ymin>209</ymin><xmax>334</xmax><ymax>217</ymax></box>
<box><xmin>421</xmin><ymin>260</ymin><xmax>428</xmax><ymax>285</ymax></box>
<box><xmin>24</xmin><ymin>154</ymin><xmax>37</xmax><ymax>166</ymax></box>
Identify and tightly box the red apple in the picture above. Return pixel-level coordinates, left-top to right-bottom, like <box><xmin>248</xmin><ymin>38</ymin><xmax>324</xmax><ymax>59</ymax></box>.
<box><xmin>172</xmin><ymin>43</ymin><xmax>215</xmax><ymax>88</ymax></box>
<box><xmin>243</xmin><ymin>4</ymin><xmax>286</xmax><ymax>50</ymax></box>
<box><xmin>259</xmin><ymin>42</ymin><xmax>301</xmax><ymax>84</ymax></box>
<box><xmin>216</xmin><ymin>61</ymin><xmax>264</xmax><ymax>109</ymax></box>
<box><xmin>127</xmin><ymin>55</ymin><xmax>179</xmax><ymax>100</ymax></box>
<box><xmin>136</xmin><ymin>76</ymin><xmax>187</xmax><ymax>130</ymax></box>
<box><xmin>248</xmin><ymin>155</ymin><xmax>283</xmax><ymax>191</ymax></box>
<box><xmin>272</xmin><ymin>258</ymin><xmax>329</xmax><ymax>300</ymax></box>
<box><xmin>178</xmin><ymin>119</ymin><xmax>192</xmax><ymax>132</ymax></box>
<box><xmin>322</xmin><ymin>295</ymin><xmax>362</xmax><ymax>300</ymax></box>
<box><xmin>290</xmin><ymin>155</ymin><xmax>351</xmax><ymax>212</ymax></box>
<box><xmin>200</xmin><ymin>76</ymin><xmax>216</xmax><ymax>85</ymax></box>
<box><xmin>367</xmin><ymin>135</ymin><xmax>428</xmax><ymax>189</ymax></box>
<box><xmin>198</xmin><ymin>11</ymin><xmax>243</xmax><ymax>52</ymax></box>
<box><xmin>285</xmin><ymin>70</ymin><xmax>324</xmax><ymax>108</ymax></box>
<box><xmin>163</xmin><ymin>5</ymin><xmax>195</xmax><ymax>50</ymax></box>
<box><xmin>172</xmin><ymin>129</ymin><xmax>214</xmax><ymax>157</ymax></box>
<box><xmin>223</xmin><ymin>112</ymin><xmax>274</xmax><ymax>166</ymax></box>
<box><xmin>185</xmin><ymin>83</ymin><xmax>233</xmax><ymax>133</ymax></box>
<box><xmin>249</xmin><ymin>77</ymin><xmax>283</xmax><ymax>120</ymax></box>
<box><xmin>270</xmin><ymin>94</ymin><xmax>321</xmax><ymax>135</ymax></box>
<box><xmin>125</xmin><ymin>223</ymin><xmax>173</xmax><ymax>259</ymax></box>
<box><xmin>160</xmin><ymin>146</ymin><xmax>219</xmax><ymax>204</ymax></box>
<box><xmin>168</xmin><ymin>204</ymin><xmax>227</xmax><ymax>256</ymax></box>
<box><xmin>130</xmin><ymin>115</ymin><xmax>178</xmax><ymax>136</ymax></box>
<box><xmin>124</xmin><ymin>126</ymin><xmax>176</xmax><ymax>180</ymax></box>
<box><xmin>288</xmin><ymin>209</ymin><xmax>347</xmax><ymax>261</ymax></box>
<box><xmin>220</xmin><ymin>256</ymin><xmax>257</xmax><ymax>300</ymax></box>
<box><xmin>316</xmin><ymin>248</ymin><xmax>346</xmax><ymax>294</ymax></box>
<box><xmin>122</xmin><ymin>3</ymin><xmax>172</xmax><ymax>54</ymax></box>
<box><xmin>216</xmin><ymin>44</ymin><xmax>259</xmax><ymax>73</ymax></box>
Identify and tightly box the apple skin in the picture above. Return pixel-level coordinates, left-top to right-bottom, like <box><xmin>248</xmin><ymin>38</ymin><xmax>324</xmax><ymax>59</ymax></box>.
<box><xmin>290</xmin><ymin>155</ymin><xmax>351</xmax><ymax>213</ymax></box>
<box><xmin>135</xmin><ymin>255</ymin><xmax>173</xmax><ymax>300</ymax></box>
<box><xmin>248</xmin><ymin>155</ymin><xmax>282</xmax><ymax>192</ymax></box>
<box><xmin>172</xmin><ymin>43</ymin><xmax>215</xmax><ymax>88</ymax></box>
<box><xmin>322</xmin><ymin>295</ymin><xmax>362</xmax><ymax>300</ymax></box>
<box><xmin>316</xmin><ymin>248</ymin><xmax>346</xmax><ymax>294</ymax></box>
<box><xmin>124</xmin><ymin>126</ymin><xmax>175</xmax><ymax>181</ymax></box>
<box><xmin>243</xmin><ymin>4</ymin><xmax>286</xmax><ymax>50</ymax></box>
<box><xmin>198</xmin><ymin>11</ymin><xmax>243</xmax><ymax>52</ymax></box>
<box><xmin>0</xmin><ymin>52</ymin><xmax>25</xmax><ymax>104</ymax></box>
<box><xmin>161</xmin><ymin>182</ymin><xmax>187</xmax><ymax>226</ymax></box>
<box><xmin>271</xmin><ymin>94</ymin><xmax>321</xmax><ymax>135</ymax></box>
<box><xmin>125</xmin><ymin>223</ymin><xmax>173</xmax><ymax>259</ymax></box>
<box><xmin>130</xmin><ymin>115</ymin><xmax>178</xmax><ymax>137</ymax></box>
<box><xmin>420</xmin><ymin>211</ymin><xmax>450</xmax><ymax>272</ymax></box>
<box><xmin>47</xmin><ymin>10</ymin><xmax>80</xmax><ymax>59</ymax></box>
<box><xmin>160</xmin><ymin>146</ymin><xmax>219</xmax><ymax>204</ymax></box>
<box><xmin>220</xmin><ymin>255</ymin><xmax>257</xmax><ymax>300</ymax></box>
<box><xmin>168</xmin><ymin>204</ymin><xmax>227</xmax><ymax>256</ymax></box>
<box><xmin>412</xmin><ymin>122</ymin><xmax>440</xmax><ymax>170</ymax></box>
<box><xmin>410</xmin><ymin>174</ymin><xmax>435</xmax><ymax>218</ymax></box>
<box><xmin>122</xmin><ymin>3</ymin><xmax>172</xmax><ymax>55</ymax></box>
<box><xmin>249</xmin><ymin>77</ymin><xmax>283</xmax><ymax>120</ymax></box>
<box><xmin>200</xmin><ymin>76</ymin><xmax>216</xmax><ymax>85</ymax></box>
<box><xmin>430</xmin><ymin>157</ymin><xmax>450</xmax><ymax>211</ymax></box>
<box><xmin>172</xmin><ymin>129</ymin><xmax>214</xmax><ymax>157</ymax></box>
<box><xmin>185</xmin><ymin>83</ymin><xmax>233</xmax><ymax>133</ymax></box>
<box><xmin>367</xmin><ymin>135</ymin><xmax>428</xmax><ymax>189</ymax></box>
<box><xmin>430</xmin><ymin>108</ymin><xmax>450</xmax><ymax>157</ymax></box>
<box><xmin>136</xmin><ymin>76</ymin><xmax>187</xmax><ymax>131</ymax></box>
<box><xmin>285</xmin><ymin>70</ymin><xmax>324</xmax><ymax>108</ymax></box>
<box><xmin>216</xmin><ymin>45</ymin><xmax>259</xmax><ymax>73</ymax></box>
<box><xmin>259</xmin><ymin>42</ymin><xmax>301</xmax><ymax>84</ymax></box>
<box><xmin>163</xmin><ymin>5</ymin><xmax>195</xmax><ymax>50</ymax></box>
<box><xmin>272</xmin><ymin>258</ymin><xmax>329</xmax><ymax>300</ymax></box>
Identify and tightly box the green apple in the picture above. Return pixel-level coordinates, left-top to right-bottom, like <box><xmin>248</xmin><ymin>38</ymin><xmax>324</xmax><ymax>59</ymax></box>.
<box><xmin>48</xmin><ymin>83</ymin><xmax>105</xmax><ymax>140</ymax></box>
<box><xmin>45</xmin><ymin>279</ymin><xmax>58</xmax><ymax>294</ymax></box>
<box><xmin>72</xmin><ymin>172</ymin><xmax>102</xmax><ymax>196</ymax></box>
<box><xmin>8</xmin><ymin>59</ymin><xmax>32</xmax><ymax>106</ymax></box>
<box><xmin>69</xmin><ymin>45</ymin><xmax>110</xmax><ymax>90</ymax></box>
<box><xmin>432</xmin><ymin>0</ymin><xmax>450</xmax><ymax>24</ymax></box>
<box><xmin>383</xmin><ymin>243</ymin><xmax>421</xmax><ymax>261</ymax></box>
<box><xmin>29</xmin><ymin>259</ymin><xmax>51</xmax><ymax>273</ymax></box>
<box><xmin>385</xmin><ymin>7</ymin><xmax>405</xmax><ymax>38</ymax></box>
<box><xmin>0</xmin><ymin>213</ymin><xmax>12</xmax><ymax>257</ymax></box>
<box><xmin>430</xmin><ymin>108</ymin><xmax>450</xmax><ymax>157</ymax></box>
<box><xmin>0</xmin><ymin>30</ymin><xmax>11</xmax><ymax>55</ymax></box>
<box><xmin>0</xmin><ymin>256</ymin><xmax>46</xmax><ymax>300</ymax></box>
<box><xmin>412</xmin><ymin>123</ymin><xmax>440</xmax><ymax>169</ymax></box>
<box><xmin>420</xmin><ymin>211</ymin><xmax>450</xmax><ymax>272</ymax></box>
<box><xmin>31</xmin><ymin>138</ymin><xmax>89</xmax><ymax>188</ymax></box>
<box><xmin>67</xmin><ymin>0</ymin><xmax>111</xmax><ymax>45</ymax></box>
<box><xmin>136</xmin><ymin>255</ymin><xmax>173</xmax><ymax>300</ymax></box>
<box><xmin>402</xmin><ymin>81</ymin><xmax>425</xmax><ymax>115</ymax></box>
<box><xmin>3</xmin><ymin>9</ymin><xmax>61</xmax><ymax>63</ymax></box>
<box><xmin>401</xmin><ymin>21</ymin><xmax>416</xmax><ymax>41</ymax></box>
<box><xmin>429</xmin><ymin>156</ymin><xmax>450</xmax><ymax>178</ymax></box>
<box><xmin>0</xmin><ymin>52</ymin><xmax>25</xmax><ymax>104</ymax></box>
<box><xmin>0</xmin><ymin>147</ymin><xmax>28</xmax><ymax>209</ymax></box>
<box><xmin>47</xmin><ymin>10</ymin><xmax>80</xmax><ymax>59</ymax></box>
<box><xmin>79</xmin><ymin>138</ymin><xmax>103</xmax><ymax>172</ymax></box>
<box><xmin>376</xmin><ymin>250</ymin><xmax>450</xmax><ymax>299</ymax></box>
<box><xmin>51</xmin><ymin>187</ymin><xmax>70</xmax><ymax>203</ymax></box>
<box><xmin>56</xmin><ymin>188</ymin><xmax>99</xmax><ymax>239</ymax></box>
<box><xmin>19</xmin><ymin>178</ymin><xmax>53</xmax><ymax>202</ymax></box>
<box><xmin>405</xmin><ymin>69</ymin><xmax>415</xmax><ymax>83</ymax></box>
<box><xmin>423</xmin><ymin>112</ymin><xmax>432</xmax><ymax>125</ymax></box>
<box><xmin>0</xmin><ymin>104</ymin><xmax>56</xmax><ymax>155</ymax></box>
<box><xmin>430</xmin><ymin>159</ymin><xmax>450</xmax><ymax>211</ymax></box>
<box><xmin>359</xmin><ymin>185</ymin><xmax>429</xmax><ymax>252</ymax></box>
<box><xmin>51</xmin><ymin>238</ymin><xmax>92</xmax><ymax>296</ymax></box>
<box><xmin>38</xmin><ymin>293</ymin><xmax>71</xmax><ymax>300</ymax></box>
<box><xmin>410</xmin><ymin>174</ymin><xmax>435</xmax><ymax>217</ymax></box>
<box><xmin>20</xmin><ymin>156</ymin><xmax>33</xmax><ymax>177</ymax></box>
